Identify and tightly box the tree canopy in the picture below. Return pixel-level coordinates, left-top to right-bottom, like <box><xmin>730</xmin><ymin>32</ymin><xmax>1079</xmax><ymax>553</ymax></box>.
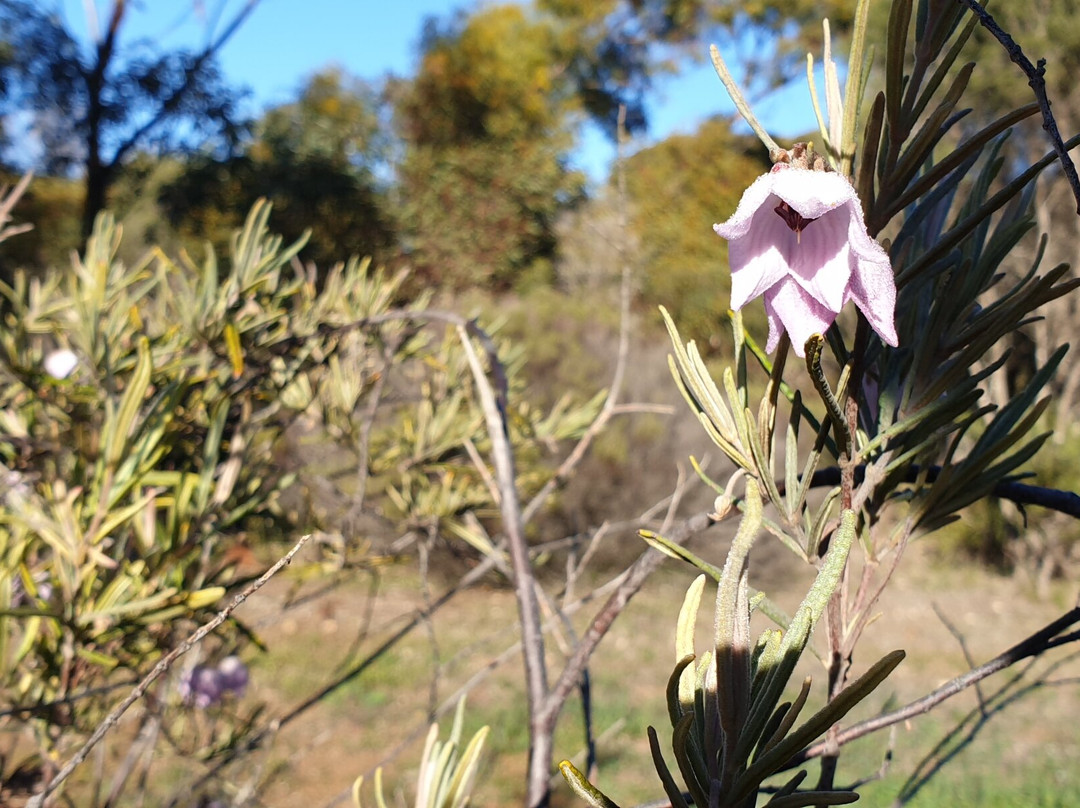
<box><xmin>626</xmin><ymin>118</ymin><xmax>770</xmax><ymax>347</ymax></box>
<box><xmin>393</xmin><ymin>5</ymin><xmax>586</xmax><ymax>291</ymax></box>
<box><xmin>160</xmin><ymin>68</ymin><xmax>396</xmax><ymax>270</ymax></box>
<box><xmin>0</xmin><ymin>0</ymin><xmax>254</xmax><ymax>237</ymax></box>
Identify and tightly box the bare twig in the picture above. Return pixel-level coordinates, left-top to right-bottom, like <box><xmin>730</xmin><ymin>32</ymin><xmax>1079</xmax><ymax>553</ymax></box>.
<box><xmin>932</xmin><ymin>602</ymin><xmax>987</xmax><ymax>710</ymax></box>
<box><xmin>455</xmin><ymin>321</ymin><xmax>552</xmax><ymax>808</ymax></box>
<box><xmin>542</xmin><ymin>509</ymin><xmax>719</xmax><ymax>729</ymax></box>
<box><xmin>0</xmin><ymin>678</ymin><xmax>138</xmax><ymax>720</ymax></box>
<box><xmin>520</xmin><ymin>107</ymin><xmax>636</xmax><ymax>527</ymax></box>
<box><xmin>104</xmin><ymin>709</ymin><xmax>161</xmax><ymax>807</ymax></box>
<box><xmin>895</xmin><ymin>654</ymin><xmax>1080</xmax><ymax>805</ymax></box>
<box><xmin>417</xmin><ymin>531</ymin><xmax>443</xmax><ymax>718</ymax></box>
<box><xmin>0</xmin><ymin>173</ymin><xmax>34</xmax><ymax>243</ymax></box>
<box><xmin>27</xmin><ymin>532</ymin><xmax>312</xmax><ymax>808</ymax></box>
<box><xmin>957</xmin><ymin>0</ymin><xmax>1080</xmax><ymax>213</ymax></box>
<box><xmin>343</xmin><ymin>336</ymin><xmax>399</xmax><ymax>526</ymax></box>
<box><xmin>791</xmin><ymin>605</ymin><xmax>1080</xmax><ymax>766</ymax></box>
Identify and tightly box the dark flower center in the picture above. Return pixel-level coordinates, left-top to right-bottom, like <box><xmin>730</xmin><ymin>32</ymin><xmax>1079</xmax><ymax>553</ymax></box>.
<box><xmin>774</xmin><ymin>201</ymin><xmax>817</xmax><ymax>240</ymax></box>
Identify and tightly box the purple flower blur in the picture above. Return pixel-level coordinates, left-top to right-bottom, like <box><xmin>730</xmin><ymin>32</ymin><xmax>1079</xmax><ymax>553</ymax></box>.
<box><xmin>714</xmin><ymin>163</ymin><xmax>898</xmax><ymax>356</ymax></box>
<box><xmin>216</xmin><ymin>655</ymin><xmax>249</xmax><ymax>696</ymax></box>
<box><xmin>180</xmin><ymin>666</ymin><xmax>224</xmax><ymax>709</ymax></box>
<box><xmin>179</xmin><ymin>656</ymin><xmax>250</xmax><ymax>708</ymax></box>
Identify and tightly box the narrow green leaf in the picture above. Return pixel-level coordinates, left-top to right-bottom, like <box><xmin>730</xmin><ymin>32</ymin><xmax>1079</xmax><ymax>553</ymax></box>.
<box><xmin>890</xmin><ymin>61</ymin><xmax>974</xmax><ymax>190</ymax></box>
<box><xmin>899</xmin><ymin>133</ymin><xmax>1080</xmax><ymax>286</ymax></box>
<box><xmin>668</xmin><ymin>654</ymin><xmax>698</xmax><ymax>728</ymax></box>
<box><xmin>765</xmin><ymin>790</ymin><xmax>859</xmax><ymax>807</ymax></box>
<box><xmin>784</xmin><ymin>391</ymin><xmax>801</xmax><ymax>517</ymax></box>
<box><xmin>885</xmin><ymin>0</ymin><xmax>912</xmax><ymax>133</ymax></box>
<box><xmin>886</xmin><ymin>105</ymin><xmax>1038</xmax><ymax>224</ymax></box>
<box><xmin>758</xmin><ymin>676</ymin><xmax>813</xmax><ymax>758</ymax></box>
<box><xmin>645</xmin><ymin>729</ymin><xmax>691</xmax><ymax>808</ymax></box>
<box><xmin>106</xmin><ymin>337</ymin><xmax>153</xmax><ymax>466</ymax></box>
<box><xmin>447</xmin><ymin>727</ymin><xmax>489</xmax><ymax>808</ymax></box>
<box><xmin>739</xmin><ymin>650</ymin><xmax>905</xmax><ymax>801</ymax></box>
<box><xmin>677</xmin><ymin>576</ymin><xmax>706</xmax><ymax>709</ymax></box>
<box><xmin>672</xmin><ymin>713</ymin><xmax>709</xmax><ymax>808</ymax></box>
<box><xmin>858</xmin><ymin>92</ymin><xmax>885</xmax><ymax>218</ymax></box>
<box><xmin>740</xmin><ymin>509</ymin><xmax>857</xmax><ymax>761</ymax></box>
<box><xmin>560</xmin><ymin>760</ymin><xmax>623</xmax><ymax>808</ymax></box>
<box><xmin>840</xmin><ymin>0</ymin><xmax>873</xmax><ymax>175</ymax></box>
<box><xmin>910</xmin><ymin>10</ymin><xmax>982</xmax><ymax>122</ymax></box>
<box><xmin>639</xmin><ymin>530</ymin><xmax>723</xmax><ymax>580</ymax></box>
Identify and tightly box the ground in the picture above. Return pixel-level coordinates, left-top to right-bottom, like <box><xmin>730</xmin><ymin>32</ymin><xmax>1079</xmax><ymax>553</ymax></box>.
<box><xmin>49</xmin><ymin>528</ymin><xmax>1080</xmax><ymax>808</ymax></box>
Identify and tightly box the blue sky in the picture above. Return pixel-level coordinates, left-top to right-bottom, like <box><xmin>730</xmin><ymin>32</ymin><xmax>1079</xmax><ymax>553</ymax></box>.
<box><xmin>58</xmin><ymin>0</ymin><xmax>822</xmax><ymax>181</ymax></box>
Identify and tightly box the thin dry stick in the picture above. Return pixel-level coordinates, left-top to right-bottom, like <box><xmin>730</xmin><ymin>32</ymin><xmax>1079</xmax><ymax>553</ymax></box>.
<box><xmin>957</xmin><ymin>0</ymin><xmax>1080</xmax><ymax>214</ymax></box>
<box><xmin>932</xmin><ymin>601</ymin><xmax>987</xmax><ymax>709</ymax></box>
<box><xmin>893</xmin><ymin>655</ymin><xmax>1080</xmax><ymax>805</ymax></box>
<box><xmin>0</xmin><ymin>172</ymin><xmax>34</xmax><ymax>242</ymax></box>
<box><xmin>344</xmin><ymin>336</ymin><xmax>399</xmax><ymax>525</ymax></box>
<box><xmin>792</xmin><ymin>604</ymin><xmax>1080</xmax><ymax>765</ymax></box>
<box><xmin>455</xmin><ymin>322</ymin><xmax>552</xmax><ymax>808</ymax></box>
<box><xmin>521</xmin><ymin>109</ymin><xmax>636</xmax><ymax>527</ymax></box>
<box><xmin>0</xmin><ymin>678</ymin><xmax>139</xmax><ymax>720</ymax></box>
<box><xmin>26</xmin><ymin>533</ymin><xmax>312</xmax><ymax>808</ymax></box>
<box><xmin>104</xmin><ymin>710</ymin><xmax>161</xmax><ymax>806</ymax></box>
<box><xmin>542</xmin><ymin>508</ymin><xmax>719</xmax><ymax>725</ymax></box>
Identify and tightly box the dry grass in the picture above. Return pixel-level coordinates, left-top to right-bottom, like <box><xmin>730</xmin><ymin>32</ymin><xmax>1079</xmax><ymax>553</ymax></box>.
<box><xmin>53</xmin><ymin>534</ymin><xmax>1080</xmax><ymax>808</ymax></box>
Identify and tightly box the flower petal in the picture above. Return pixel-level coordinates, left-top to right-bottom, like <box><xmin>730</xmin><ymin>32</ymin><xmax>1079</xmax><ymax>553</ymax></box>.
<box><xmin>770</xmin><ymin>169</ymin><xmax>857</xmax><ymax>219</ymax></box>
<box><xmin>785</xmin><ymin>207</ymin><xmax>852</xmax><ymax>312</ymax></box>
<box><xmin>845</xmin><ymin>251</ymin><xmax>899</xmax><ymax>346</ymax></box>
<box><xmin>714</xmin><ymin>170</ymin><xmax>784</xmax><ymax>241</ymax></box>
<box><xmin>725</xmin><ymin>205</ymin><xmax>794</xmax><ymax>309</ymax></box>
<box><xmin>763</xmin><ymin>277</ymin><xmax>838</xmax><ymax>356</ymax></box>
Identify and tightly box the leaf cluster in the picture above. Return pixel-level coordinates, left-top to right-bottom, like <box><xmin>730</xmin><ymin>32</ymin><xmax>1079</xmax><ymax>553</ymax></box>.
<box><xmin>856</xmin><ymin>0</ymin><xmax>1080</xmax><ymax>532</ymax></box>
<box><xmin>353</xmin><ymin>699</ymin><xmax>489</xmax><ymax>808</ymax></box>
<box><xmin>564</xmin><ymin>485</ymin><xmax>903</xmax><ymax>808</ymax></box>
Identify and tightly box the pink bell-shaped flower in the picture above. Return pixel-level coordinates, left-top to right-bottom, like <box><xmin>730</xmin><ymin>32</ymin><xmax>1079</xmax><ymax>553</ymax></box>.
<box><xmin>714</xmin><ymin>162</ymin><xmax>897</xmax><ymax>356</ymax></box>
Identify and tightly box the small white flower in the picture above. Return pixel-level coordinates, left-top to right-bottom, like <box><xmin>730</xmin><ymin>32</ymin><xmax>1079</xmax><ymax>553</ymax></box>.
<box><xmin>43</xmin><ymin>349</ymin><xmax>78</xmax><ymax>380</ymax></box>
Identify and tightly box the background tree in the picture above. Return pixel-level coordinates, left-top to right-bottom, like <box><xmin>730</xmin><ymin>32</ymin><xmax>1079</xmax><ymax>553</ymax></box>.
<box><xmin>393</xmin><ymin>5</ymin><xmax>586</xmax><ymax>292</ymax></box>
<box><xmin>0</xmin><ymin>0</ymin><xmax>256</xmax><ymax>239</ymax></box>
<box><xmin>537</xmin><ymin>0</ymin><xmax>859</xmax><ymax>131</ymax></box>
<box><xmin>161</xmin><ymin>68</ymin><xmax>396</xmax><ymax>270</ymax></box>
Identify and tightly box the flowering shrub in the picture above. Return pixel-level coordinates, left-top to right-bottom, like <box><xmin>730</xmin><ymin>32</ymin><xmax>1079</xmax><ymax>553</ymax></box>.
<box><xmin>0</xmin><ymin>192</ymin><xmax>599</xmax><ymax>803</ymax></box>
<box><xmin>561</xmin><ymin>1</ymin><xmax>1080</xmax><ymax>806</ymax></box>
<box><xmin>4</xmin><ymin>1</ymin><xmax>1080</xmax><ymax>806</ymax></box>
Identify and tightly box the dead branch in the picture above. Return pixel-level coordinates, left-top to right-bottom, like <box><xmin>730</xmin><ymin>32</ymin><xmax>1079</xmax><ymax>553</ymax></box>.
<box><xmin>958</xmin><ymin>0</ymin><xmax>1080</xmax><ymax>213</ymax></box>
<box><xmin>790</xmin><ymin>604</ymin><xmax>1080</xmax><ymax>766</ymax></box>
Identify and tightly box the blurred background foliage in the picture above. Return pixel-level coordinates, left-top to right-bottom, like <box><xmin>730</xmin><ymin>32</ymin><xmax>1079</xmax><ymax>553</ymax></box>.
<box><xmin>0</xmin><ymin>0</ymin><xmax>1076</xmax><ymax>583</ymax></box>
<box><xmin>0</xmin><ymin>196</ymin><xmax>603</xmax><ymax>791</ymax></box>
<box><xmin>1</xmin><ymin>0</ymin><xmax>1078</xmax><ymax>580</ymax></box>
